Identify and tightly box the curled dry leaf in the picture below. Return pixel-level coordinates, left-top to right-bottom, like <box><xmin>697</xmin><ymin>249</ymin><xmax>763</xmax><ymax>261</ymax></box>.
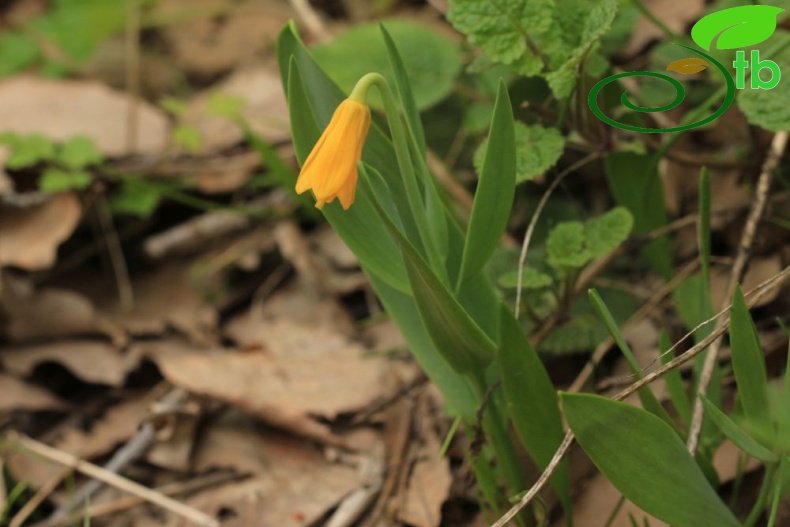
<box><xmin>0</xmin><ymin>340</ymin><xmax>141</xmax><ymax>387</ymax></box>
<box><xmin>0</xmin><ymin>274</ymin><xmax>123</xmax><ymax>343</ymax></box>
<box><xmin>0</xmin><ymin>193</ymin><xmax>81</xmax><ymax>271</ymax></box>
<box><xmin>666</xmin><ymin>57</ymin><xmax>709</xmax><ymax>74</ymax></box>
<box><xmin>0</xmin><ymin>373</ymin><xmax>68</xmax><ymax>412</ymax></box>
<box><xmin>0</xmin><ymin>76</ymin><xmax>169</xmax><ymax>156</ymax></box>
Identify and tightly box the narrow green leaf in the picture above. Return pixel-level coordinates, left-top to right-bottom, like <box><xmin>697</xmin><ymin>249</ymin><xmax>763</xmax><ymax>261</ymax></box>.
<box><xmin>380</xmin><ymin>24</ymin><xmax>426</xmax><ymax>155</ymax></box>
<box><xmin>285</xmin><ymin>58</ymin><xmax>409</xmax><ymax>294</ymax></box>
<box><xmin>562</xmin><ymin>393</ymin><xmax>742</xmax><ymax>527</ymax></box>
<box><xmin>589</xmin><ymin>289</ymin><xmax>676</xmax><ymax>430</ymax></box>
<box><xmin>457</xmin><ymin>80</ymin><xmax>516</xmax><ymax>287</ymax></box>
<box><xmin>659</xmin><ymin>330</ymin><xmax>692</xmax><ymax>426</ymax></box>
<box><xmin>368</xmin><ymin>187</ymin><xmax>496</xmax><ymax>373</ymax></box>
<box><xmin>729</xmin><ymin>285</ymin><xmax>771</xmax><ymax>424</ymax></box>
<box><xmin>367</xmin><ymin>273</ymin><xmax>479</xmax><ymax>421</ymax></box>
<box><xmin>700</xmin><ymin>395</ymin><xmax>778</xmax><ymax>462</ymax></box>
<box><xmin>499</xmin><ymin>305</ymin><xmax>570</xmax><ymax>509</ymax></box>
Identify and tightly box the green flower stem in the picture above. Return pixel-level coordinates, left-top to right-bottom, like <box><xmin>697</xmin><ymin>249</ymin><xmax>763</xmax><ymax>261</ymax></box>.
<box><xmin>469</xmin><ymin>373</ymin><xmax>532</xmax><ymax>527</ymax></box>
<box><xmin>745</xmin><ymin>462</ymin><xmax>777</xmax><ymax>527</ymax></box>
<box><xmin>352</xmin><ymin>73</ymin><xmax>448</xmax><ymax>283</ymax></box>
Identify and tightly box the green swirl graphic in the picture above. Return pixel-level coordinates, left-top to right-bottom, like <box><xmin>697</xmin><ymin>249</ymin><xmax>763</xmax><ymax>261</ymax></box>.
<box><xmin>588</xmin><ymin>44</ymin><xmax>736</xmax><ymax>133</ymax></box>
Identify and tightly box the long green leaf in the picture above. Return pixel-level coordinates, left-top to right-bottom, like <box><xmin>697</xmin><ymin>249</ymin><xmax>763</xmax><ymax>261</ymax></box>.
<box><xmin>499</xmin><ymin>305</ymin><xmax>570</xmax><ymax>510</ymax></box>
<box><xmin>729</xmin><ymin>285</ymin><xmax>770</xmax><ymax>424</ymax></box>
<box><xmin>562</xmin><ymin>393</ymin><xmax>742</xmax><ymax>527</ymax></box>
<box><xmin>457</xmin><ymin>80</ymin><xmax>516</xmax><ymax>287</ymax></box>
<box><xmin>368</xmin><ymin>185</ymin><xmax>497</xmax><ymax>373</ymax></box>
<box><xmin>700</xmin><ymin>395</ymin><xmax>778</xmax><ymax>462</ymax></box>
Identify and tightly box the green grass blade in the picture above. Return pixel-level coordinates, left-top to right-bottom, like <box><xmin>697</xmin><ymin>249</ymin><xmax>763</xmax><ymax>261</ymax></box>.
<box><xmin>589</xmin><ymin>289</ymin><xmax>676</xmax><ymax>429</ymax></box>
<box><xmin>729</xmin><ymin>285</ymin><xmax>771</xmax><ymax>424</ymax></box>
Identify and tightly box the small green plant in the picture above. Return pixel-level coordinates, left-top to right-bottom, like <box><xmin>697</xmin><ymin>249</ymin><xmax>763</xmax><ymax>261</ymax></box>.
<box><xmin>0</xmin><ymin>133</ymin><xmax>103</xmax><ymax>193</ymax></box>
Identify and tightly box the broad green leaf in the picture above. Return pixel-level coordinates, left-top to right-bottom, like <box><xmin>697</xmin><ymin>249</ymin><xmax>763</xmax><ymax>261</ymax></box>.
<box><xmin>545</xmin><ymin>0</ymin><xmax>617</xmax><ymax>98</ymax></box>
<box><xmin>285</xmin><ymin>57</ymin><xmax>409</xmax><ymax>294</ymax></box>
<box><xmin>589</xmin><ymin>289</ymin><xmax>675</xmax><ymax>429</ymax></box>
<box><xmin>585</xmin><ymin>206</ymin><xmax>633</xmax><ymax>260</ymax></box>
<box><xmin>0</xmin><ymin>133</ymin><xmax>55</xmax><ymax>169</ymax></box>
<box><xmin>474</xmin><ymin>122</ymin><xmax>564</xmax><ymax>184</ymax></box>
<box><xmin>367</xmin><ymin>273</ymin><xmax>479</xmax><ymax>421</ymax></box>
<box><xmin>546</xmin><ymin>222</ymin><xmax>591</xmax><ymax>271</ymax></box>
<box><xmin>57</xmin><ymin>136</ymin><xmax>104</xmax><ymax>169</ymax></box>
<box><xmin>700</xmin><ymin>395</ymin><xmax>778</xmax><ymax>462</ymax></box>
<box><xmin>458</xmin><ymin>80</ymin><xmax>516</xmax><ymax>286</ymax></box>
<box><xmin>729</xmin><ymin>285</ymin><xmax>770</xmax><ymax>424</ymax></box>
<box><xmin>311</xmin><ymin>20</ymin><xmax>460</xmax><ymax>111</ymax></box>
<box><xmin>659</xmin><ymin>330</ymin><xmax>692</xmax><ymax>426</ymax></box>
<box><xmin>605</xmin><ymin>152</ymin><xmax>672</xmax><ymax>279</ymax></box>
<box><xmin>447</xmin><ymin>0</ymin><xmax>554</xmax><ymax>76</ymax></box>
<box><xmin>499</xmin><ymin>305</ymin><xmax>570</xmax><ymax>508</ymax></box>
<box><xmin>562</xmin><ymin>393</ymin><xmax>742</xmax><ymax>527</ymax></box>
<box><xmin>497</xmin><ymin>267</ymin><xmax>553</xmax><ymax>289</ymax></box>
<box><xmin>39</xmin><ymin>169</ymin><xmax>92</xmax><ymax>193</ymax></box>
<box><xmin>369</xmin><ymin>189</ymin><xmax>497</xmax><ymax>374</ymax></box>
<box><xmin>691</xmin><ymin>5</ymin><xmax>783</xmax><ymax>51</ymax></box>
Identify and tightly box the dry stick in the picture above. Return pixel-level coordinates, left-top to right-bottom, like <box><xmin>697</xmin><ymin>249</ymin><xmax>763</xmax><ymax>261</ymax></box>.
<box><xmin>515</xmin><ymin>151</ymin><xmax>602</xmax><ymax>319</ymax></box>
<box><xmin>686</xmin><ymin>130</ymin><xmax>790</xmax><ymax>455</ymax></box>
<box><xmin>5</xmin><ymin>432</ymin><xmax>219</xmax><ymax>527</ymax></box>
<box><xmin>287</xmin><ymin>0</ymin><xmax>332</xmax><ymax>42</ymax></box>
<box><xmin>9</xmin><ymin>465</ymin><xmax>71</xmax><ymax>527</ymax></box>
<box><xmin>31</xmin><ymin>471</ymin><xmax>241</xmax><ymax>527</ymax></box>
<box><xmin>125</xmin><ymin>0</ymin><xmax>140</xmax><ymax>155</ymax></box>
<box><xmin>95</xmin><ymin>195</ymin><xmax>134</xmax><ymax>310</ymax></box>
<box><xmin>490</xmin><ymin>264</ymin><xmax>790</xmax><ymax>527</ymax></box>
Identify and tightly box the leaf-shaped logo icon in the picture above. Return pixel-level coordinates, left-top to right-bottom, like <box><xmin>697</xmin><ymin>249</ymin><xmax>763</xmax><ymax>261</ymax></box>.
<box><xmin>667</xmin><ymin>58</ymin><xmax>709</xmax><ymax>74</ymax></box>
<box><xmin>691</xmin><ymin>5</ymin><xmax>784</xmax><ymax>51</ymax></box>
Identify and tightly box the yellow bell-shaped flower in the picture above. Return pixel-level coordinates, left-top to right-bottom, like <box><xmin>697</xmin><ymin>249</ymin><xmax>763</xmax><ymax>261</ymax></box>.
<box><xmin>295</xmin><ymin>98</ymin><xmax>371</xmax><ymax>210</ymax></box>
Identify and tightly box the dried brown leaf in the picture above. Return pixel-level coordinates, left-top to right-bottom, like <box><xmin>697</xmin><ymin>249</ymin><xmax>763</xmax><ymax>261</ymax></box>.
<box><xmin>0</xmin><ymin>194</ymin><xmax>81</xmax><ymax>271</ymax></box>
<box><xmin>0</xmin><ymin>76</ymin><xmax>169</xmax><ymax>156</ymax></box>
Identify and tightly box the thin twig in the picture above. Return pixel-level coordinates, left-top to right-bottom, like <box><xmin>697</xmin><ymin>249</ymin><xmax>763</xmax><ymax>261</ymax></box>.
<box><xmin>125</xmin><ymin>0</ymin><xmax>140</xmax><ymax>155</ymax></box>
<box><xmin>4</xmin><ymin>432</ymin><xmax>219</xmax><ymax>527</ymax></box>
<box><xmin>31</xmin><ymin>471</ymin><xmax>242</xmax><ymax>527</ymax></box>
<box><xmin>686</xmin><ymin>130</ymin><xmax>789</xmax><ymax>454</ymax></box>
<box><xmin>490</xmin><ymin>264</ymin><xmax>790</xmax><ymax>527</ymax></box>
<box><xmin>287</xmin><ymin>0</ymin><xmax>332</xmax><ymax>42</ymax></box>
<box><xmin>95</xmin><ymin>195</ymin><xmax>134</xmax><ymax>310</ymax></box>
<box><xmin>515</xmin><ymin>151</ymin><xmax>601</xmax><ymax>319</ymax></box>
<box><xmin>9</xmin><ymin>466</ymin><xmax>71</xmax><ymax>527</ymax></box>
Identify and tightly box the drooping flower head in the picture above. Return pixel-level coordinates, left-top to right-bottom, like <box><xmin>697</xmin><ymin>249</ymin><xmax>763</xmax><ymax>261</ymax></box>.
<box><xmin>295</xmin><ymin>93</ymin><xmax>371</xmax><ymax>210</ymax></box>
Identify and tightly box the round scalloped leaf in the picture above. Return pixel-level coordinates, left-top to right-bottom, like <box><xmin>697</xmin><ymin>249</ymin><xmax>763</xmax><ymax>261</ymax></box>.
<box><xmin>691</xmin><ymin>5</ymin><xmax>783</xmax><ymax>51</ymax></box>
